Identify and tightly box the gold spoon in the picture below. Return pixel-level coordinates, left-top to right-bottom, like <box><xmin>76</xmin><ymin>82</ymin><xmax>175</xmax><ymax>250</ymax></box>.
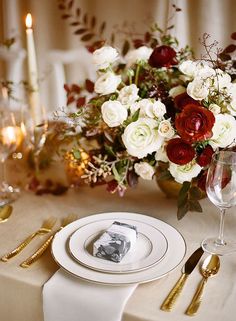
<box><xmin>0</xmin><ymin>205</ymin><xmax>13</xmax><ymax>223</ymax></box>
<box><xmin>185</xmin><ymin>255</ymin><xmax>220</xmax><ymax>316</ymax></box>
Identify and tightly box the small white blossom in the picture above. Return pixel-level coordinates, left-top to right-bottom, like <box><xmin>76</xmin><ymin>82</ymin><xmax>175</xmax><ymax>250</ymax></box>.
<box><xmin>94</xmin><ymin>72</ymin><xmax>121</xmax><ymax>95</ymax></box>
<box><xmin>125</xmin><ymin>46</ymin><xmax>152</xmax><ymax>67</ymax></box>
<box><xmin>130</xmin><ymin>99</ymin><xmax>166</xmax><ymax>119</ymax></box>
<box><xmin>158</xmin><ymin>119</ymin><xmax>175</xmax><ymax>139</ymax></box>
<box><xmin>101</xmin><ymin>100</ymin><xmax>128</xmax><ymax>127</ymax></box>
<box><xmin>134</xmin><ymin>162</ymin><xmax>155</xmax><ymax>180</ymax></box>
<box><xmin>122</xmin><ymin>118</ymin><xmax>163</xmax><ymax>158</ymax></box>
<box><xmin>92</xmin><ymin>46</ymin><xmax>119</xmax><ymax>70</ymax></box>
<box><xmin>209</xmin><ymin>103</ymin><xmax>221</xmax><ymax>115</ymax></box>
<box><xmin>212</xmin><ymin>69</ymin><xmax>232</xmax><ymax>90</ymax></box>
<box><xmin>209</xmin><ymin>114</ymin><xmax>236</xmax><ymax>149</ymax></box>
<box><xmin>169</xmin><ymin>160</ymin><xmax>202</xmax><ymax>184</ymax></box>
<box><xmin>118</xmin><ymin>84</ymin><xmax>139</xmax><ymax>106</ymax></box>
<box><xmin>179</xmin><ymin>60</ymin><xmax>197</xmax><ymax>78</ymax></box>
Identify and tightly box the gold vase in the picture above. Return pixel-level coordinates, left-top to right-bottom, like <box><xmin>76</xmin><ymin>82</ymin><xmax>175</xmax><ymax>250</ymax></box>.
<box><xmin>156</xmin><ymin>175</ymin><xmax>182</xmax><ymax>198</ymax></box>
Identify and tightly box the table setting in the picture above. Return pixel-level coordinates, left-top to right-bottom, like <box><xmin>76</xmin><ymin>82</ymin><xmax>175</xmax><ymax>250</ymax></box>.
<box><xmin>0</xmin><ymin>1</ymin><xmax>236</xmax><ymax>321</ymax></box>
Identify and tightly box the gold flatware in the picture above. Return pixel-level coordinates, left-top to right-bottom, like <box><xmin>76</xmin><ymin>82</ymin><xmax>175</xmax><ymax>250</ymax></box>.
<box><xmin>161</xmin><ymin>247</ymin><xmax>204</xmax><ymax>312</ymax></box>
<box><xmin>20</xmin><ymin>214</ymin><xmax>78</xmax><ymax>268</ymax></box>
<box><xmin>185</xmin><ymin>254</ymin><xmax>220</xmax><ymax>316</ymax></box>
<box><xmin>1</xmin><ymin>217</ymin><xmax>56</xmax><ymax>262</ymax></box>
<box><xmin>0</xmin><ymin>205</ymin><xmax>13</xmax><ymax>223</ymax></box>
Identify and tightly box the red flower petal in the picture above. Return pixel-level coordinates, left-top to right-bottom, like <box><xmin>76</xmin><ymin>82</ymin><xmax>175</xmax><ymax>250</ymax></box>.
<box><xmin>166</xmin><ymin>138</ymin><xmax>195</xmax><ymax>165</ymax></box>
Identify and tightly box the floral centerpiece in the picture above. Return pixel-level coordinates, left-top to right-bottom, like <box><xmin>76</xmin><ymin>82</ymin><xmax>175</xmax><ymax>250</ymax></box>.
<box><xmin>57</xmin><ymin>26</ymin><xmax>236</xmax><ymax>219</ymax></box>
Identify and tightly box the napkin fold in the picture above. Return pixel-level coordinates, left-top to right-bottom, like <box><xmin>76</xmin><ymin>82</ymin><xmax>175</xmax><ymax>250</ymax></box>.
<box><xmin>43</xmin><ymin>269</ymin><xmax>137</xmax><ymax>321</ymax></box>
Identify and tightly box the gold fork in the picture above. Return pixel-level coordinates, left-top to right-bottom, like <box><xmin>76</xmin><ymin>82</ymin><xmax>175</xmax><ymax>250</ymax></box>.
<box><xmin>1</xmin><ymin>217</ymin><xmax>57</xmax><ymax>262</ymax></box>
<box><xmin>20</xmin><ymin>214</ymin><xmax>78</xmax><ymax>268</ymax></box>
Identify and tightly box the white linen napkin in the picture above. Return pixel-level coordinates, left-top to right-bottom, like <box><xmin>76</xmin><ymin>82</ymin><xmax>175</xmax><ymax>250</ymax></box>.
<box><xmin>43</xmin><ymin>268</ymin><xmax>138</xmax><ymax>321</ymax></box>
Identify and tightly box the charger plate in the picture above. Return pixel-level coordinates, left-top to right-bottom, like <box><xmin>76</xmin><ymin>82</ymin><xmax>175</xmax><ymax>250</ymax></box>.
<box><xmin>68</xmin><ymin>218</ymin><xmax>168</xmax><ymax>274</ymax></box>
<box><xmin>52</xmin><ymin>212</ymin><xmax>186</xmax><ymax>285</ymax></box>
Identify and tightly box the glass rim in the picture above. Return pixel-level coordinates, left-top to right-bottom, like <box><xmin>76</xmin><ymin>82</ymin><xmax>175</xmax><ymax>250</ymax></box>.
<box><xmin>212</xmin><ymin>150</ymin><xmax>236</xmax><ymax>165</ymax></box>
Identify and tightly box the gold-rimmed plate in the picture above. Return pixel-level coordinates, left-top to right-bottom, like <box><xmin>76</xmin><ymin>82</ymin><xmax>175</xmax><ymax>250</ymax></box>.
<box><xmin>68</xmin><ymin>218</ymin><xmax>168</xmax><ymax>274</ymax></box>
<box><xmin>51</xmin><ymin>212</ymin><xmax>186</xmax><ymax>285</ymax></box>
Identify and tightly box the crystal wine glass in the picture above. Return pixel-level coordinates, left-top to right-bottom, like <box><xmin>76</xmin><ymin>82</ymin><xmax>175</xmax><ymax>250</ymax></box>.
<box><xmin>0</xmin><ymin>111</ymin><xmax>22</xmax><ymax>206</ymax></box>
<box><xmin>24</xmin><ymin>106</ymin><xmax>48</xmax><ymax>175</ymax></box>
<box><xmin>201</xmin><ymin>150</ymin><xmax>236</xmax><ymax>255</ymax></box>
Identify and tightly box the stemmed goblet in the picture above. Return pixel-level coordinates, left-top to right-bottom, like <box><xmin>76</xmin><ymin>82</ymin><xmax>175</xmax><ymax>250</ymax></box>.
<box><xmin>202</xmin><ymin>150</ymin><xmax>236</xmax><ymax>255</ymax></box>
<box><xmin>0</xmin><ymin>111</ymin><xmax>22</xmax><ymax>206</ymax></box>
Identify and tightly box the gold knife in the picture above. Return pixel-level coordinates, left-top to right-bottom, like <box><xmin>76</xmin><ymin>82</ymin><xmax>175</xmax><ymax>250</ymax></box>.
<box><xmin>160</xmin><ymin>247</ymin><xmax>204</xmax><ymax>311</ymax></box>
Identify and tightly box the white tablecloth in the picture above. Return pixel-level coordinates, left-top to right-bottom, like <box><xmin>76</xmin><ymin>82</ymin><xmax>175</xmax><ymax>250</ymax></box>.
<box><xmin>0</xmin><ymin>180</ymin><xmax>235</xmax><ymax>321</ymax></box>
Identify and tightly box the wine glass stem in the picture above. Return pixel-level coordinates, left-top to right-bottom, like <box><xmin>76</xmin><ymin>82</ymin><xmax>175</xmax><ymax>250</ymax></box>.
<box><xmin>1</xmin><ymin>159</ymin><xmax>7</xmax><ymax>184</ymax></box>
<box><xmin>217</xmin><ymin>209</ymin><xmax>226</xmax><ymax>246</ymax></box>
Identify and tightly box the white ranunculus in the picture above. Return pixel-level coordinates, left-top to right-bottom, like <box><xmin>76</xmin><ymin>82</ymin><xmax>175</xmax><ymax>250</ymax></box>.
<box><xmin>169</xmin><ymin>160</ymin><xmax>202</xmax><ymax>184</ymax></box>
<box><xmin>169</xmin><ymin>85</ymin><xmax>186</xmax><ymax>98</ymax></box>
<box><xmin>155</xmin><ymin>143</ymin><xmax>168</xmax><ymax>163</ymax></box>
<box><xmin>125</xmin><ymin>46</ymin><xmax>152</xmax><ymax>66</ymax></box>
<box><xmin>209</xmin><ymin>114</ymin><xmax>236</xmax><ymax>149</ymax></box>
<box><xmin>122</xmin><ymin>118</ymin><xmax>163</xmax><ymax>158</ymax></box>
<box><xmin>101</xmin><ymin>100</ymin><xmax>128</xmax><ymax>127</ymax></box>
<box><xmin>179</xmin><ymin>60</ymin><xmax>214</xmax><ymax>80</ymax></box>
<box><xmin>209</xmin><ymin>103</ymin><xmax>221</xmax><ymax>115</ymax></box>
<box><xmin>196</xmin><ymin>64</ymin><xmax>215</xmax><ymax>79</ymax></box>
<box><xmin>92</xmin><ymin>46</ymin><xmax>119</xmax><ymax>70</ymax></box>
<box><xmin>134</xmin><ymin>162</ymin><xmax>155</xmax><ymax>180</ymax></box>
<box><xmin>95</xmin><ymin>72</ymin><xmax>121</xmax><ymax>95</ymax></box>
<box><xmin>227</xmin><ymin>83</ymin><xmax>236</xmax><ymax>116</ymax></box>
<box><xmin>187</xmin><ymin>77</ymin><xmax>209</xmax><ymax>100</ymax></box>
<box><xmin>158</xmin><ymin>119</ymin><xmax>175</xmax><ymax>139</ymax></box>
<box><xmin>212</xmin><ymin>69</ymin><xmax>231</xmax><ymax>90</ymax></box>
<box><xmin>118</xmin><ymin>84</ymin><xmax>139</xmax><ymax>105</ymax></box>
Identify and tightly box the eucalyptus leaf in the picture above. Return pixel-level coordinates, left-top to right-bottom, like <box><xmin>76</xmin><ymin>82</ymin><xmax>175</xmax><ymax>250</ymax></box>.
<box><xmin>177</xmin><ymin>202</ymin><xmax>189</xmax><ymax>220</ymax></box>
<box><xmin>189</xmin><ymin>200</ymin><xmax>203</xmax><ymax>213</ymax></box>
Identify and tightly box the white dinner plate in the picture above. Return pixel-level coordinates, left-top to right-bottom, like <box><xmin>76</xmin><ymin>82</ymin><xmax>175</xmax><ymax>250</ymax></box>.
<box><xmin>52</xmin><ymin>212</ymin><xmax>186</xmax><ymax>285</ymax></box>
<box><xmin>68</xmin><ymin>218</ymin><xmax>168</xmax><ymax>274</ymax></box>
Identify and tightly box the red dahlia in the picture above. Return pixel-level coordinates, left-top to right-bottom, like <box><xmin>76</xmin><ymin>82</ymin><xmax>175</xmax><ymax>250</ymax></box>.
<box><xmin>166</xmin><ymin>138</ymin><xmax>195</xmax><ymax>165</ymax></box>
<box><xmin>197</xmin><ymin>145</ymin><xmax>214</xmax><ymax>167</ymax></box>
<box><xmin>174</xmin><ymin>92</ymin><xmax>200</xmax><ymax>110</ymax></box>
<box><xmin>175</xmin><ymin>104</ymin><xmax>215</xmax><ymax>143</ymax></box>
<box><xmin>148</xmin><ymin>45</ymin><xmax>178</xmax><ymax>68</ymax></box>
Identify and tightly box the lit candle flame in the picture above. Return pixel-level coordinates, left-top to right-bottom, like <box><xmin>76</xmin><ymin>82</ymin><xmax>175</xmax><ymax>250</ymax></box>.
<box><xmin>1</xmin><ymin>126</ymin><xmax>23</xmax><ymax>147</ymax></box>
<box><xmin>25</xmin><ymin>13</ymin><xmax>32</xmax><ymax>29</ymax></box>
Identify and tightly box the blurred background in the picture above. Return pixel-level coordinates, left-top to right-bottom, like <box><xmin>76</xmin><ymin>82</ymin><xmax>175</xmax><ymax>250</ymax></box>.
<box><xmin>0</xmin><ymin>0</ymin><xmax>236</xmax><ymax>113</ymax></box>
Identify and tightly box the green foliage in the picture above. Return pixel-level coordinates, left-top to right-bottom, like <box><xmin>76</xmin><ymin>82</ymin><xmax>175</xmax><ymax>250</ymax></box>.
<box><xmin>177</xmin><ymin>182</ymin><xmax>203</xmax><ymax>220</ymax></box>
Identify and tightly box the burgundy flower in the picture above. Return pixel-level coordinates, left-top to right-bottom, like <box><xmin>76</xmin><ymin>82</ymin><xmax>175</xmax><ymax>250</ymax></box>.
<box><xmin>174</xmin><ymin>92</ymin><xmax>200</xmax><ymax>111</ymax></box>
<box><xmin>197</xmin><ymin>145</ymin><xmax>214</xmax><ymax>167</ymax></box>
<box><xmin>148</xmin><ymin>45</ymin><xmax>178</xmax><ymax>68</ymax></box>
<box><xmin>175</xmin><ymin>104</ymin><xmax>215</xmax><ymax>143</ymax></box>
<box><xmin>166</xmin><ymin>138</ymin><xmax>195</xmax><ymax>165</ymax></box>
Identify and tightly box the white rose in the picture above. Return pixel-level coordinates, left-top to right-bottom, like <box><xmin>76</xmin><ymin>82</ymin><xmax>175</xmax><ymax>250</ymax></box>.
<box><xmin>169</xmin><ymin>160</ymin><xmax>202</xmax><ymax>184</ymax></box>
<box><xmin>187</xmin><ymin>77</ymin><xmax>209</xmax><ymax>100</ymax></box>
<box><xmin>179</xmin><ymin>60</ymin><xmax>197</xmax><ymax>78</ymax></box>
<box><xmin>209</xmin><ymin>114</ymin><xmax>236</xmax><ymax>149</ymax></box>
<box><xmin>118</xmin><ymin>84</ymin><xmax>139</xmax><ymax>105</ymax></box>
<box><xmin>101</xmin><ymin>100</ymin><xmax>128</xmax><ymax>127</ymax></box>
<box><xmin>125</xmin><ymin>46</ymin><xmax>152</xmax><ymax>66</ymax></box>
<box><xmin>169</xmin><ymin>85</ymin><xmax>186</xmax><ymax>98</ymax></box>
<box><xmin>122</xmin><ymin>118</ymin><xmax>163</xmax><ymax>158</ymax></box>
<box><xmin>131</xmin><ymin>99</ymin><xmax>166</xmax><ymax>118</ymax></box>
<box><xmin>95</xmin><ymin>72</ymin><xmax>121</xmax><ymax>95</ymax></box>
<box><xmin>158</xmin><ymin>119</ymin><xmax>175</xmax><ymax>139</ymax></box>
<box><xmin>134</xmin><ymin>162</ymin><xmax>155</xmax><ymax>180</ymax></box>
<box><xmin>209</xmin><ymin>103</ymin><xmax>221</xmax><ymax>115</ymax></box>
<box><xmin>155</xmin><ymin>143</ymin><xmax>168</xmax><ymax>162</ymax></box>
<box><xmin>92</xmin><ymin>46</ymin><xmax>119</xmax><ymax>70</ymax></box>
